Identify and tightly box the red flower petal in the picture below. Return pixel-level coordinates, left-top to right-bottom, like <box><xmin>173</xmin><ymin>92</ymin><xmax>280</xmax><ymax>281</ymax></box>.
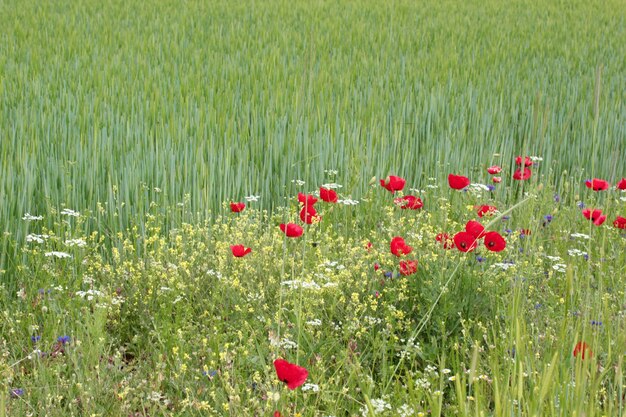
<box><xmin>297</xmin><ymin>193</ymin><xmax>318</xmax><ymax>207</ymax></box>
<box><xmin>617</xmin><ymin>178</ymin><xmax>626</xmax><ymax>190</ymax></box>
<box><xmin>279</xmin><ymin>223</ymin><xmax>304</xmax><ymax>238</ymax></box>
<box><xmin>319</xmin><ymin>187</ymin><xmax>338</xmax><ymax>203</ymax></box>
<box><xmin>230</xmin><ymin>202</ymin><xmax>246</xmax><ymax>213</ymax></box>
<box><xmin>484</xmin><ymin>231</ymin><xmax>506</xmax><ymax>252</ymax></box>
<box><xmin>390</xmin><ymin>236</ymin><xmax>412</xmax><ymax>257</ymax></box>
<box><xmin>394</xmin><ymin>195</ymin><xmax>423</xmax><ymax>210</ymax></box>
<box><xmin>476</xmin><ymin>205</ymin><xmax>497</xmax><ymax>217</ymax></box>
<box><xmin>448</xmin><ymin>174</ymin><xmax>470</xmax><ymax>190</ymax></box>
<box><xmin>274</xmin><ymin>359</ymin><xmax>308</xmax><ymax>390</ymax></box>
<box><xmin>453</xmin><ymin>231</ymin><xmax>478</xmax><ymax>252</ymax></box>
<box><xmin>487</xmin><ymin>165</ymin><xmax>502</xmax><ymax>174</ymax></box>
<box><xmin>573</xmin><ymin>342</ymin><xmax>592</xmax><ymax>360</ymax></box>
<box><xmin>585</xmin><ymin>178</ymin><xmax>609</xmax><ymax>191</ymax></box>
<box><xmin>583</xmin><ymin>209</ymin><xmax>606</xmax><ymax>226</ymax></box>
<box><xmin>380</xmin><ymin>175</ymin><xmax>406</xmax><ymax>193</ymax></box>
<box><xmin>399</xmin><ymin>259</ymin><xmax>418</xmax><ymax>276</ymax></box>
<box><xmin>299</xmin><ymin>205</ymin><xmax>321</xmax><ymax>224</ymax></box>
<box><xmin>614</xmin><ymin>216</ymin><xmax>626</xmax><ymax>229</ymax></box>
<box><xmin>513</xmin><ymin>168</ymin><xmax>532</xmax><ymax>180</ymax></box>
<box><xmin>492</xmin><ymin>176</ymin><xmax>502</xmax><ymax>183</ymax></box>
<box><xmin>230</xmin><ymin>245</ymin><xmax>252</xmax><ymax>257</ymax></box>
<box><xmin>515</xmin><ymin>156</ymin><xmax>533</xmax><ymax>167</ymax></box>
<box><xmin>435</xmin><ymin>233</ymin><xmax>454</xmax><ymax>249</ymax></box>
<box><xmin>465</xmin><ymin>220</ymin><xmax>486</xmax><ymax>239</ymax></box>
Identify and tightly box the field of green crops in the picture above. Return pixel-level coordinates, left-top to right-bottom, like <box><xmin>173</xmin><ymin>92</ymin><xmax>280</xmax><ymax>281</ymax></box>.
<box><xmin>1</xmin><ymin>0</ymin><xmax>626</xmax><ymax>416</ymax></box>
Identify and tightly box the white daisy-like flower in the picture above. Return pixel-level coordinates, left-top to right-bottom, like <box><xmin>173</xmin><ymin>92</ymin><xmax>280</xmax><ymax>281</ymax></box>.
<box><xmin>552</xmin><ymin>264</ymin><xmax>567</xmax><ymax>272</ymax></box>
<box><xmin>65</xmin><ymin>239</ymin><xmax>87</xmax><ymax>247</ymax></box>
<box><xmin>546</xmin><ymin>255</ymin><xmax>562</xmax><ymax>262</ymax></box>
<box><xmin>338</xmin><ymin>199</ymin><xmax>359</xmax><ymax>205</ymax></box>
<box><xmin>22</xmin><ymin>213</ymin><xmax>43</xmax><ymax>221</ymax></box>
<box><xmin>570</xmin><ymin>233</ymin><xmax>590</xmax><ymax>240</ymax></box>
<box><xmin>321</xmin><ymin>183</ymin><xmax>343</xmax><ymax>189</ymax></box>
<box><xmin>530</xmin><ymin>156</ymin><xmax>543</xmax><ymax>162</ymax></box>
<box><xmin>45</xmin><ymin>251</ymin><xmax>72</xmax><ymax>259</ymax></box>
<box><xmin>60</xmin><ymin>209</ymin><xmax>80</xmax><ymax>217</ymax></box>
<box><xmin>301</xmin><ymin>383</ymin><xmax>320</xmax><ymax>392</ymax></box>
<box><xmin>306</xmin><ymin>319</ymin><xmax>322</xmax><ymax>326</ymax></box>
<box><xmin>26</xmin><ymin>234</ymin><xmax>49</xmax><ymax>243</ymax></box>
<box><xmin>244</xmin><ymin>195</ymin><xmax>260</xmax><ymax>202</ymax></box>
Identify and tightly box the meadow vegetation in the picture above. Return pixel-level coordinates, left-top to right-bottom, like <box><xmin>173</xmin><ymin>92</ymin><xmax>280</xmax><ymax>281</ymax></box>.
<box><xmin>1</xmin><ymin>0</ymin><xmax>625</xmax><ymax>415</ymax></box>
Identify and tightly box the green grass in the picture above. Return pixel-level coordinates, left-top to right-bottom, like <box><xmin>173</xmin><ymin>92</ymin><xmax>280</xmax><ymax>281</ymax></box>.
<box><xmin>1</xmin><ymin>0</ymin><xmax>626</xmax><ymax>415</ymax></box>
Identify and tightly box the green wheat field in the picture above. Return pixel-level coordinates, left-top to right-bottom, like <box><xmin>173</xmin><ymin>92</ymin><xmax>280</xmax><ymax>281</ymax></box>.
<box><xmin>1</xmin><ymin>0</ymin><xmax>626</xmax><ymax>415</ymax></box>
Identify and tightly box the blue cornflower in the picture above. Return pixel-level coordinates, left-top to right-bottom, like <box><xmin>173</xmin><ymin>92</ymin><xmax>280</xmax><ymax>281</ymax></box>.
<box><xmin>476</xmin><ymin>256</ymin><xmax>485</xmax><ymax>263</ymax></box>
<box><xmin>31</xmin><ymin>335</ymin><xmax>41</xmax><ymax>343</ymax></box>
<box><xmin>57</xmin><ymin>336</ymin><xmax>71</xmax><ymax>345</ymax></box>
<box><xmin>577</xmin><ymin>201</ymin><xmax>585</xmax><ymax>209</ymax></box>
<box><xmin>384</xmin><ymin>271</ymin><xmax>393</xmax><ymax>278</ymax></box>
<box><xmin>487</xmin><ymin>185</ymin><xmax>496</xmax><ymax>192</ymax></box>
<box><xmin>10</xmin><ymin>388</ymin><xmax>24</xmax><ymax>398</ymax></box>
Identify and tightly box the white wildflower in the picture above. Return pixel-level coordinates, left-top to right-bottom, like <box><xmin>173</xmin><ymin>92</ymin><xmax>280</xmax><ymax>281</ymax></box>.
<box><xmin>324</xmin><ymin>169</ymin><xmax>338</xmax><ymax>175</ymax></box>
<box><xmin>301</xmin><ymin>383</ymin><xmax>320</xmax><ymax>392</ymax></box>
<box><xmin>65</xmin><ymin>239</ymin><xmax>87</xmax><ymax>247</ymax></box>
<box><xmin>568</xmin><ymin>249</ymin><xmax>588</xmax><ymax>257</ymax></box>
<box><xmin>397</xmin><ymin>404</ymin><xmax>415</xmax><ymax>417</ymax></box>
<box><xmin>492</xmin><ymin>262</ymin><xmax>515</xmax><ymax>270</ymax></box>
<box><xmin>292</xmin><ymin>179</ymin><xmax>306</xmax><ymax>186</ymax></box>
<box><xmin>306</xmin><ymin>319</ymin><xmax>322</xmax><ymax>326</ymax></box>
<box><xmin>570</xmin><ymin>233</ymin><xmax>590</xmax><ymax>240</ymax></box>
<box><xmin>26</xmin><ymin>234</ymin><xmax>49</xmax><ymax>243</ymax></box>
<box><xmin>552</xmin><ymin>264</ymin><xmax>567</xmax><ymax>272</ymax></box>
<box><xmin>338</xmin><ymin>199</ymin><xmax>359</xmax><ymax>205</ymax></box>
<box><xmin>321</xmin><ymin>182</ymin><xmax>342</xmax><ymax>189</ymax></box>
<box><xmin>60</xmin><ymin>209</ymin><xmax>80</xmax><ymax>217</ymax></box>
<box><xmin>22</xmin><ymin>213</ymin><xmax>43</xmax><ymax>221</ymax></box>
<box><xmin>545</xmin><ymin>255</ymin><xmax>562</xmax><ymax>262</ymax></box>
<box><xmin>45</xmin><ymin>251</ymin><xmax>72</xmax><ymax>259</ymax></box>
<box><xmin>244</xmin><ymin>195</ymin><xmax>260</xmax><ymax>202</ymax></box>
<box><xmin>530</xmin><ymin>156</ymin><xmax>543</xmax><ymax>162</ymax></box>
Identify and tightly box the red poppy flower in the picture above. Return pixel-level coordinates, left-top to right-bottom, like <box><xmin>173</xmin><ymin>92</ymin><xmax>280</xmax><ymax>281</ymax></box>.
<box><xmin>513</xmin><ymin>168</ymin><xmax>532</xmax><ymax>180</ymax></box>
<box><xmin>230</xmin><ymin>202</ymin><xmax>246</xmax><ymax>213</ymax></box>
<box><xmin>614</xmin><ymin>216</ymin><xmax>626</xmax><ymax>229</ymax></box>
<box><xmin>319</xmin><ymin>187</ymin><xmax>338</xmax><ymax>203</ymax></box>
<box><xmin>394</xmin><ymin>195</ymin><xmax>423</xmax><ymax>210</ymax></box>
<box><xmin>374</xmin><ymin>263</ymin><xmax>380</xmax><ymax>271</ymax></box>
<box><xmin>582</xmin><ymin>209</ymin><xmax>606</xmax><ymax>226</ymax></box>
<box><xmin>448</xmin><ymin>174</ymin><xmax>470</xmax><ymax>190</ymax></box>
<box><xmin>617</xmin><ymin>178</ymin><xmax>626</xmax><ymax>190</ymax></box>
<box><xmin>585</xmin><ymin>178</ymin><xmax>609</xmax><ymax>191</ymax></box>
<box><xmin>274</xmin><ymin>359</ymin><xmax>308</xmax><ymax>390</ymax></box>
<box><xmin>515</xmin><ymin>156</ymin><xmax>533</xmax><ymax>167</ymax></box>
<box><xmin>573</xmin><ymin>342</ymin><xmax>592</xmax><ymax>360</ymax></box>
<box><xmin>492</xmin><ymin>176</ymin><xmax>502</xmax><ymax>183</ymax></box>
<box><xmin>465</xmin><ymin>220</ymin><xmax>486</xmax><ymax>240</ymax></box>
<box><xmin>487</xmin><ymin>165</ymin><xmax>502</xmax><ymax>174</ymax></box>
<box><xmin>476</xmin><ymin>205</ymin><xmax>497</xmax><ymax>217</ymax></box>
<box><xmin>366</xmin><ymin>241</ymin><xmax>373</xmax><ymax>251</ymax></box>
<box><xmin>453</xmin><ymin>231</ymin><xmax>478</xmax><ymax>252</ymax></box>
<box><xmin>274</xmin><ymin>412</ymin><xmax>282</xmax><ymax>417</ymax></box>
<box><xmin>279</xmin><ymin>223</ymin><xmax>304</xmax><ymax>238</ymax></box>
<box><xmin>230</xmin><ymin>245</ymin><xmax>252</xmax><ymax>257</ymax></box>
<box><xmin>299</xmin><ymin>205</ymin><xmax>320</xmax><ymax>224</ymax></box>
<box><xmin>297</xmin><ymin>193</ymin><xmax>318</xmax><ymax>207</ymax></box>
<box><xmin>380</xmin><ymin>175</ymin><xmax>406</xmax><ymax>193</ymax></box>
<box><xmin>390</xmin><ymin>236</ymin><xmax>412</xmax><ymax>257</ymax></box>
<box><xmin>484</xmin><ymin>231</ymin><xmax>506</xmax><ymax>252</ymax></box>
<box><xmin>435</xmin><ymin>233</ymin><xmax>454</xmax><ymax>249</ymax></box>
<box><xmin>399</xmin><ymin>259</ymin><xmax>418</xmax><ymax>276</ymax></box>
